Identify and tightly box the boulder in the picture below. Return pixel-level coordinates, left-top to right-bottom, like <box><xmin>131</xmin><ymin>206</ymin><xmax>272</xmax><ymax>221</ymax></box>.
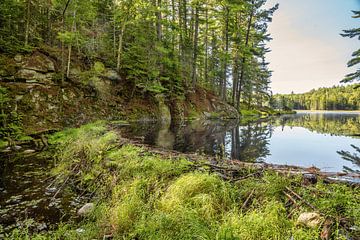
<box><xmin>297</xmin><ymin>212</ymin><xmax>322</xmax><ymax>228</ymax></box>
<box><xmin>203</xmin><ymin>112</ymin><xmax>211</xmax><ymax>118</ymax></box>
<box><xmin>77</xmin><ymin>203</ymin><xmax>95</xmax><ymax>216</ymax></box>
<box><xmin>23</xmin><ymin>52</ymin><xmax>55</xmax><ymax>73</ymax></box>
<box><xmin>14</xmin><ymin>54</ymin><xmax>23</xmax><ymax>63</ymax></box>
<box><xmin>303</xmin><ymin>173</ymin><xmax>317</xmax><ymax>185</ymax></box>
<box><xmin>16</xmin><ymin>69</ymin><xmax>54</xmax><ymax>83</ymax></box>
<box><xmin>103</xmin><ymin>69</ymin><xmax>121</xmax><ymax>81</ymax></box>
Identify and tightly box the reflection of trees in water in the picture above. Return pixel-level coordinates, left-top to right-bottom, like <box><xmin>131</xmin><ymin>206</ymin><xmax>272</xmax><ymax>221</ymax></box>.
<box><xmin>122</xmin><ymin>119</ymin><xmax>272</xmax><ymax>162</ymax></box>
<box><xmin>170</xmin><ymin>120</ymin><xmax>238</xmax><ymax>156</ymax></box>
<box><xmin>229</xmin><ymin>122</ymin><xmax>272</xmax><ymax>162</ymax></box>
<box><xmin>273</xmin><ymin>113</ymin><xmax>360</xmax><ymax>137</ymax></box>
<box><xmin>337</xmin><ymin>145</ymin><xmax>360</xmax><ymax>173</ymax></box>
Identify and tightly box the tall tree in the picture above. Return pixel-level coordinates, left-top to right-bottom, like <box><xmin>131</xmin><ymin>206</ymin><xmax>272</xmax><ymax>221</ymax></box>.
<box><xmin>341</xmin><ymin>10</ymin><xmax>360</xmax><ymax>83</ymax></box>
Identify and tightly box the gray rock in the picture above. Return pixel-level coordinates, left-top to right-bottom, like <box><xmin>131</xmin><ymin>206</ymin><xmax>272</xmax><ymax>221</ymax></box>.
<box><xmin>13</xmin><ymin>145</ymin><xmax>22</xmax><ymax>150</ymax></box>
<box><xmin>14</xmin><ymin>54</ymin><xmax>23</xmax><ymax>63</ymax></box>
<box><xmin>77</xmin><ymin>203</ymin><xmax>95</xmax><ymax>216</ymax></box>
<box><xmin>103</xmin><ymin>69</ymin><xmax>121</xmax><ymax>81</ymax></box>
<box><xmin>69</xmin><ymin>67</ymin><xmax>82</xmax><ymax>78</ymax></box>
<box><xmin>203</xmin><ymin>112</ymin><xmax>211</xmax><ymax>118</ymax></box>
<box><xmin>15</xmin><ymin>95</ymin><xmax>24</xmax><ymax>101</ymax></box>
<box><xmin>16</xmin><ymin>69</ymin><xmax>54</xmax><ymax>83</ymax></box>
<box><xmin>23</xmin><ymin>52</ymin><xmax>55</xmax><ymax>73</ymax></box>
<box><xmin>303</xmin><ymin>173</ymin><xmax>317</xmax><ymax>184</ymax></box>
<box><xmin>37</xmin><ymin>223</ymin><xmax>47</xmax><ymax>231</ymax></box>
<box><xmin>297</xmin><ymin>212</ymin><xmax>322</xmax><ymax>228</ymax></box>
<box><xmin>62</xmin><ymin>94</ymin><xmax>69</xmax><ymax>101</ymax></box>
<box><xmin>23</xmin><ymin>149</ymin><xmax>36</xmax><ymax>154</ymax></box>
<box><xmin>76</xmin><ymin>228</ymin><xmax>85</xmax><ymax>233</ymax></box>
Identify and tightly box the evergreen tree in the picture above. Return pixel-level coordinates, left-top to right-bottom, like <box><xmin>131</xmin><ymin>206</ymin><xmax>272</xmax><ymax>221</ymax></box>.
<box><xmin>341</xmin><ymin>10</ymin><xmax>360</xmax><ymax>83</ymax></box>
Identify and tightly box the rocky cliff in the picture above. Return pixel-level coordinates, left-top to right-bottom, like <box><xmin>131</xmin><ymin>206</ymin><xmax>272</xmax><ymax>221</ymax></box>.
<box><xmin>0</xmin><ymin>50</ymin><xmax>238</xmax><ymax>137</ymax></box>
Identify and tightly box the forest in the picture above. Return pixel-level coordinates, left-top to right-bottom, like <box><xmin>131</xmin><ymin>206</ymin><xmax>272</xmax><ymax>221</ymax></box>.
<box><xmin>0</xmin><ymin>0</ymin><xmax>278</xmax><ymax>109</ymax></box>
<box><xmin>271</xmin><ymin>84</ymin><xmax>360</xmax><ymax>111</ymax></box>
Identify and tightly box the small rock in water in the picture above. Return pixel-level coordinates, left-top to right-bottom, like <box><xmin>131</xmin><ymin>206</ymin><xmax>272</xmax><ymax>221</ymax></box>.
<box><xmin>77</xmin><ymin>203</ymin><xmax>95</xmax><ymax>216</ymax></box>
<box><xmin>297</xmin><ymin>212</ymin><xmax>322</xmax><ymax>228</ymax></box>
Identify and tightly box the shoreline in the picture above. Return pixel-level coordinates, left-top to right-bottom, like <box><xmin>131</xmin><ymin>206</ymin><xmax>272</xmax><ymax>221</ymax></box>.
<box><xmin>2</xmin><ymin>122</ymin><xmax>360</xmax><ymax>239</ymax></box>
<box><xmin>294</xmin><ymin>110</ymin><xmax>360</xmax><ymax>114</ymax></box>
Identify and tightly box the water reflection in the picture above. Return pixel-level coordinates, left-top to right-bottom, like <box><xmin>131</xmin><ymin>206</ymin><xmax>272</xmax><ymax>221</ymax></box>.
<box><xmin>117</xmin><ymin>111</ymin><xmax>360</xmax><ymax>172</ymax></box>
<box><xmin>229</xmin><ymin>122</ymin><xmax>272</xmax><ymax>162</ymax></box>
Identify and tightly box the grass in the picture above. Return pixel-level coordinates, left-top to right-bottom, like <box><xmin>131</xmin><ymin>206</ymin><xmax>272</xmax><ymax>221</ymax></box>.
<box><xmin>5</xmin><ymin>122</ymin><xmax>360</xmax><ymax>240</ymax></box>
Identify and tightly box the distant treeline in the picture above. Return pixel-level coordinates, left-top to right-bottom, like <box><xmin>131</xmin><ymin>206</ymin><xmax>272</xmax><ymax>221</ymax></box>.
<box><xmin>271</xmin><ymin>84</ymin><xmax>360</xmax><ymax>110</ymax></box>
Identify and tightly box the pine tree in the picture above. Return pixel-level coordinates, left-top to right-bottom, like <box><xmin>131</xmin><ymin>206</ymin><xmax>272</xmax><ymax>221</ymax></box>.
<box><xmin>341</xmin><ymin>10</ymin><xmax>360</xmax><ymax>83</ymax></box>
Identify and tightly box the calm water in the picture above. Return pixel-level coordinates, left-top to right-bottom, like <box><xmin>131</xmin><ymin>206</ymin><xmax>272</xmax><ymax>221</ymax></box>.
<box><xmin>0</xmin><ymin>153</ymin><xmax>85</xmax><ymax>235</ymax></box>
<box><xmin>118</xmin><ymin>111</ymin><xmax>360</xmax><ymax>173</ymax></box>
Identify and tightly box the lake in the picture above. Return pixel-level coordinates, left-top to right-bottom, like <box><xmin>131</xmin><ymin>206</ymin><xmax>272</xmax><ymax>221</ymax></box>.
<box><xmin>118</xmin><ymin>111</ymin><xmax>360</xmax><ymax>173</ymax></box>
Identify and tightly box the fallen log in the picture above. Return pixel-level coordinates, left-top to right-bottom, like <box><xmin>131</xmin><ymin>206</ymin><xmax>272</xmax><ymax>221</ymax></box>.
<box><xmin>122</xmin><ymin>139</ymin><xmax>360</xmax><ymax>185</ymax></box>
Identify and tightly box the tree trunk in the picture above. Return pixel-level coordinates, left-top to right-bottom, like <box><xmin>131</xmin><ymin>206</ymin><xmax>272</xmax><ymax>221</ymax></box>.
<box><xmin>61</xmin><ymin>0</ymin><xmax>72</xmax><ymax>83</ymax></box>
<box><xmin>204</xmin><ymin>4</ymin><xmax>209</xmax><ymax>85</ymax></box>
<box><xmin>232</xmin><ymin>55</ymin><xmax>239</xmax><ymax>106</ymax></box>
<box><xmin>66</xmin><ymin>44</ymin><xmax>72</xmax><ymax>78</ymax></box>
<box><xmin>25</xmin><ymin>0</ymin><xmax>31</xmax><ymax>46</ymax></box>
<box><xmin>66</xmin><ymin>11</ymin><xmax>76</xmax><ymax>79</ymax></box>
<box><xmin>221</xmin><ymin>7</ymin><xmax>229</xmax><ymax>101</ymax></box>
<box><xmin>116</xmin><ymin>22</ymin><xmax>126</xmax><ymax>72</ymax></box>
<box><xmin>191</xmin><ymin>6</ymin><xmax>199</xmax><ymax>88</ymax></box>
<box><xmin>46</xmin><ymin>0</ymin><xmax>52</xmax><ymax>44</ymax></box>
<box><xmin>156</xmin><ymin>0</ymin><xmax>162</xmax><ymax>41</ymax></box>
<box><xmin>171</xmin><ymin>0</ymin><xmax>176</xmax><ymax>52</ymax></box>
<box><xmin>237</xmin><ymin>8</ymin><xmax>254</xmax><ymax>109</ymax></box>
<box><xmin>113</xmin><ymin>19</ymin><xmax>116</xmax><ymax>58</ymax></box>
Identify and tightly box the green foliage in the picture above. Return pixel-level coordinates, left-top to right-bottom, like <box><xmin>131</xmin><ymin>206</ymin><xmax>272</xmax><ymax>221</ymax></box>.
<box><xmin>56</xmin><ymin>31</ymin><xmax>77</xmax><ymax>45</ymax></box>
<box><xmin>49</xmin><ymin>121</ymin><xmax>116</xmax><ymax>191</ymax></box>
<box><xmin>272</xmin><ymin>84</ymin><xmax>360</xmax><ymax>110</ymax></box>
<box><xmin>218</xmin><ymin>201</ymin><xmax>292</xmax><ymax>240</ymax></box>
<box><xmin>270</xmin><ymin>112</ymin><xmax>360</xmax><ymax>137</ymax></box>
<box><xmin>0</xmin><ymin>0</ymin><xmax>277</xmax><ymax>108</ymax></box>
<box><xmin>93</xmin><ymin>62</ymin><xmax>105</xmax><ymax>74</ymax></box>
<box><xmin>240</xmin><ymin>109</ymin><xmax>262</xmax><ymax>116</ymax></box>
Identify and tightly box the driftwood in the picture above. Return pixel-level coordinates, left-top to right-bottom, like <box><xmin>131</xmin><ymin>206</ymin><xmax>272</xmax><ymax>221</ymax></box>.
<box><xmin>241</xmin><ymin>188</ymin><xmax>256</xmax><ymax>210</ymax></box>
<box><xmin>128</xmin><ymin>139</ymin><xmax>360</xmax><ymax>185</ymax></box>
<box><xmin>285</xmin><ymin>186</ymin><xmax>318</xmax><ymax>212</ymax></box>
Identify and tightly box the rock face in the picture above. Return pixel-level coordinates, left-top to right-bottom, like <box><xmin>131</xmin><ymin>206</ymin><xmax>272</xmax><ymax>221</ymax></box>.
<box><xmin>16</xmin><ymin>69</ymin><xmax>54</xmax><ymax>83</ymax></box>
<box><xmin>297</xmin><ymin>212</ymin><xmax>322</xmax><ymax>228</ymax></box>
<box><xmin>156</xmin><ymin>94</ymin><xmax>171</xmax><ymax>122</ymax></box>
<box><xmin>7</xmin><ymin>51</ymin><xmax>57</xmax><ymax>84</ymax></box>
<box><xmin>22</xmin><ymin>52</ymin><xmax>55</xmax><ymax>73</ymax></box>
<box><xmin>77</xmin><ymin>203</ymin><xmax>95</xmax><ymax>216</ymax></box>
<box><xmin>179</xmin><ymin>88</ymin><xmax>239</xmax><ymax>121</ymax></box>
<box><xmin>1</xmin><ymin>51</ymin><xmax>239</xmax><ymax>136</ymax></box>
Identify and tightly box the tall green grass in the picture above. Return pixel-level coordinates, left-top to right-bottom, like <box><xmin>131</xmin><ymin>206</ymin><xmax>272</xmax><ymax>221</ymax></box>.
<box><xmin>6</xmin><ymin>122</ymin><xmax>359</xmax><ymax>240</ymax></box>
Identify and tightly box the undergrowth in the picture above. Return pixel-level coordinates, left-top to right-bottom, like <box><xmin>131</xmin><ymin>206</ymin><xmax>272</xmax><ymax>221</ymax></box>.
<box><xmin>5</xmin><ymin>122</ymin><xmax>359</xmax><ymax>240</ymax></box>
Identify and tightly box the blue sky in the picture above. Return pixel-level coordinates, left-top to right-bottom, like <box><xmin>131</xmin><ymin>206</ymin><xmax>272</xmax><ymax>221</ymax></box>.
<box><xmin>264</xmin><ymin>0</ymin><xmax>360</xmax><ymax>94</ymax></box>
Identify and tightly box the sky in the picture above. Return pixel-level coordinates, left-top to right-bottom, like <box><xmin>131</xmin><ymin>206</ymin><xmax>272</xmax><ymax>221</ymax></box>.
<box><xmin>264</xmin><ymin>0</ymin><xmax>360</xmax><ymax>94</ymax></box>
